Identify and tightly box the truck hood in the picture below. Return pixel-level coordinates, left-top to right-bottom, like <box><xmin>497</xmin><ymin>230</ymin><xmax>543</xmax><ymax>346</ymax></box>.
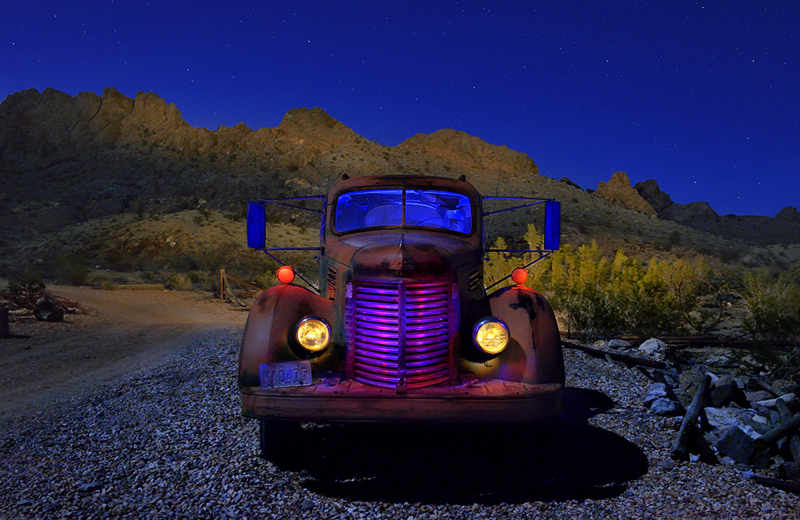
<box><xmin>330</xmin><ymin>232</ymin><xmax>479</xmax><ymax>279</ymax></box>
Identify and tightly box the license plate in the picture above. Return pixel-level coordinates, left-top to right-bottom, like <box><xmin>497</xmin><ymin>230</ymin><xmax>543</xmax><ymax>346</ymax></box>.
<box><xmin>259</xmin><ymin>360</ymin><xmax>312</xmax><ymax>389</ymax></box>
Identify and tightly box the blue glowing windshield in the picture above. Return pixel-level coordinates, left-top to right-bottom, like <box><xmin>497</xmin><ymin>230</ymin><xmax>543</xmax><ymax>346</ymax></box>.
<box><xmin>335</xmin><ymin>189</ymin><xmax>473</xmax><ymax>233</ymax></box>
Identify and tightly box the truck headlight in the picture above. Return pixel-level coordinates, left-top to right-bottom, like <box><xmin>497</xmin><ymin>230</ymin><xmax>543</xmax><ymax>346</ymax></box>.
<box><xmin>473</xmin><ymin>317</ymin><xmax>509</xmax><ymax>355</ymax></box>
<box><xmin>295</xmin><ymin>316</ymin><xmax>331</xmax><ymax>352</ymax></box>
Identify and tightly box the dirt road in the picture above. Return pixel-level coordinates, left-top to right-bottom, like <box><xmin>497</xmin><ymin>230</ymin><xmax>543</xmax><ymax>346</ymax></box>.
<box><xmin>0</xmin><ymin>287</ymin><xmax>246</xmax><ymax>421</ymax></box>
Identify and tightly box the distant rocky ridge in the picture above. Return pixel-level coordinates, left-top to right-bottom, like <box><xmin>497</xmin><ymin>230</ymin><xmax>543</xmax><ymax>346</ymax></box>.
<box><xmin>634</xmin><ymin>179</ymin><xmax>800</xmax><ymax>246</ymax></box>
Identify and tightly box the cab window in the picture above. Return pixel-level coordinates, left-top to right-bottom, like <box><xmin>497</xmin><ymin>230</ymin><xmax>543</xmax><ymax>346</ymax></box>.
<box><xmin>335</xmin><ymin>188</ymin><xmax>473</xmax><ymax>234</ymax></box>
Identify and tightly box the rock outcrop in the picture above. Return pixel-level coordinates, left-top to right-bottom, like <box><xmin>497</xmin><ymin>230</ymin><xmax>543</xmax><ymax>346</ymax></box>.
<box><xmin>594</xmin><ymin>172</ymin><xmax>657</xmax><ymax>215</ymax></box>
<box><xmin>399</xmin><ymin>128</ymin><xmax>537</xmax><ymax>175</ymax></box>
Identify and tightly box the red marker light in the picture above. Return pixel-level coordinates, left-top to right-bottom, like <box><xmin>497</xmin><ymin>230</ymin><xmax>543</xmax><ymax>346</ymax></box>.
<box><xmin>277</xmin><ymin>266</ymin><xmax>295</xmax><ymax>284</ymax></box>
<box><xmin>511</xmin><ymin>268</ymin><xmax>528</xmax><ymax>285</ymax></box>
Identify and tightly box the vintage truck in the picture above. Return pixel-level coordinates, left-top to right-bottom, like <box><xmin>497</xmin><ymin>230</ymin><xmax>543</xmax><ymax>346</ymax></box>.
<box><xmin>240</xmin><ymin>174</ymin><xmax>564</xmax><ymax>456</ymax></box>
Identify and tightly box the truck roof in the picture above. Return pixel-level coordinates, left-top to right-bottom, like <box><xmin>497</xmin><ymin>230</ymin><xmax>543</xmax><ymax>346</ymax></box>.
<box><xmin>327</xmin><ymin>175</ymin><xmax>482</xmax><ymax>201</ymax></box>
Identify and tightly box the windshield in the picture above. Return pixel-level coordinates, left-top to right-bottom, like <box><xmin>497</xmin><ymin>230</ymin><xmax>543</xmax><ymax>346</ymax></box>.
<box><xmin>335</xmin><ymin>188</ymin><xmax>473</xmax><ymax>234</ymax></box>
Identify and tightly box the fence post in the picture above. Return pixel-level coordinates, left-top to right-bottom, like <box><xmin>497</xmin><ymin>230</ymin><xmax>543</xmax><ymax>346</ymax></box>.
<box><xmin>0</xmin><ymin>307</ymin><xmax>9</xmax><ymax>338</ymax></box>
<box><xmin>220</xmin><ymin>269</ymin><xmax>225</xmax><ymax>301</ymax></box>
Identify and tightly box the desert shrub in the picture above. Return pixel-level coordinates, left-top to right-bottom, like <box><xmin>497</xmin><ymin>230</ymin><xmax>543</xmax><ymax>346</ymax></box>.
<box><xmin>485</xmin><ymin>226</ymin><xmax>709</xmax><ymax>341</ymax></box>
<box><xmin>6</xmin><ymin>270</ymin><xmax>46</xmax><ymax>295</ymax></box>
<box><xmin>167</xmin><ymin>273</ymin><xmax>192</xmax><ymax>291</ymax></box>
<box><xmin>740</xmin><ymin>270</ymin><xmax>800</xmax><ymax>343</ymax></box>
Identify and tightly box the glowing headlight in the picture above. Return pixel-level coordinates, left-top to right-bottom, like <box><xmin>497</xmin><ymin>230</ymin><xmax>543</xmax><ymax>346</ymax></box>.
<box><xmin>473</xmin><ymin>318</ymin><xmax>509</xmax><ymax>355</ymax></box>
<box><xmin>295</xmin><ymin>316</ymin><xmax>331</xmax><ymax>352</ymax></box>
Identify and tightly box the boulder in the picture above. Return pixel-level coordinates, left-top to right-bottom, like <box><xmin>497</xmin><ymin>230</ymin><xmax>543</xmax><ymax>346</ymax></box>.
<box><xmin>644</xmin><ymin>383</ymin><xmax>670</xmax><ymax>407</ymax></box>
<box><xmin>710</xmin><ymin>376</ymin><xmax>748</xmax><ymax>408</ymax></box>
<box><xmin>715</xmin><ymin>424</ymin><xmax>765</xmax><ymax>465</ymax></box>
<box><xmin>746</xmin><ymin>390</ymin><xmax>776</xmax><ymax>405</ymax></box>
<box><xmin>705</xmin><ymin>407</ymin><xmax>750</xmax><ymax>431</ymax></box>
<box><xmin>34</xmin><ymin>296</ymin><xmax>64</xmax><ymax>322</ymax></box>
<box><xmin>639</xmin><ymin>338</ymin><xmax>667</xmax><ymax>359</ymax></box>
<box><xmin>609</xmin><ymin>339</ymin><xmax>631</xmax><ymax>348</ymax></box>
<box><xmin>650</xmin><ymin>397</ymin><xmax>683</xmax><ymax>416</ymax></box>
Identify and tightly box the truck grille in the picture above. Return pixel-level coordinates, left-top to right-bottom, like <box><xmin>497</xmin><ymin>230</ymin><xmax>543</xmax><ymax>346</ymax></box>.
<box><xmin>350</xmin><ymin>281</ymin><xmax>451</xmax><ymax>390</ymax></box>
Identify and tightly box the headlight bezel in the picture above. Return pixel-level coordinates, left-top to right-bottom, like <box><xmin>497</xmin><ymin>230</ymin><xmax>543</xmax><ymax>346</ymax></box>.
<box><xmin>472</xmin><ymin>317</ymin><xmax>510</xmax><ymax>355</ymax></box>
<box><xmin>294</xmin><ymin>316</ymin><xmax>332</xmax><ymax>353</ymax></box>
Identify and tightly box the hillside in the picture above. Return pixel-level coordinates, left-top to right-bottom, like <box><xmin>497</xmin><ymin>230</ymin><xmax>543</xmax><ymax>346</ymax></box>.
<box><xmin>0</xmin><ymin>87</ymin><xmax>795</xmax><ymax>280</ymax></box>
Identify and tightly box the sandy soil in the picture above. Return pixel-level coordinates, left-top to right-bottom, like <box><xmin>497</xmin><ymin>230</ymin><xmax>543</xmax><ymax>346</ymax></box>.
<box><xmin>0</xmin><ymin>286</ymin><xmax>247</xmax><ymax>421</ymax></box>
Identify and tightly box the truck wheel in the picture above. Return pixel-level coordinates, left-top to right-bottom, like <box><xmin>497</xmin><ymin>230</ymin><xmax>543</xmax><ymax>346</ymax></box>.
<box><xmin>258</xmin><ymin>419</ymin><xmax>300</xmax><ymax>460</ymax></box>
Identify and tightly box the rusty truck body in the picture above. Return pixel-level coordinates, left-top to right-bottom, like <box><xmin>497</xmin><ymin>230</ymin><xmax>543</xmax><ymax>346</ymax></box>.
<box><xmin>239</xmin><ymin>174</ymin><xmax>564</xmax><ymax>454</ymax></box>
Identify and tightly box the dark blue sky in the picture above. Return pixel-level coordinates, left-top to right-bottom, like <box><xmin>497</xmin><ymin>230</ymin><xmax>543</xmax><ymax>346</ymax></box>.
<box><xmin>3</xmin><ymin>1</ymin><xmax>798</xmax><ymax>217</ymax></box>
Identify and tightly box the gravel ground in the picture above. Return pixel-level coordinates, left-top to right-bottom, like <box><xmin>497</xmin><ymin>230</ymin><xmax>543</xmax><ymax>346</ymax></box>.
<box><xmin>1</xmin><ymin>329</ymin><xmax>797</xmax><ymax>519</ymax></box>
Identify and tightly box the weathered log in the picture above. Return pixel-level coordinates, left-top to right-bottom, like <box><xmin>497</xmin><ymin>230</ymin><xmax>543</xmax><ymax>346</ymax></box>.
<box><xmin>752</xmin><ymin>474</ymin><xmax>800</xmax><ymax>495</ymax></box>
<box><xmin>776</xmin><ymin>397</ymin><xmax>793</xmax><ymax>421</ymax></box>
<box><xmin>561</xmin><ymin>341</ymin><xmax>667</xmax><ymax>370</ymax></box>
<box><xmin>756</xmin><ymin>379</ymin><xmax>782</xmax><ymax>399</ymax></box>
<box><xmin>790</xmin><ymin>435</ymin><xmax>800</xmax><ymax>463</ymax></box>
<box><xmin>760</xmin><ymin>414</ymin><xmax>800</xmax><ymax>446</ymax></box>
<box><xmin>670</xmin><ymin>374</ymin><xmax>711</xmax><ymax>460</ymax></box>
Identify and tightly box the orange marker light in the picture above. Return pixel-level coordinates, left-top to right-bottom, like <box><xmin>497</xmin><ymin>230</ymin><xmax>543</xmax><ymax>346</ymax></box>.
<box><xmin>277</xmin><ymin>266</ymin><xmax>295</xmax><ymax>284</ymax></box>
<box><xmin>511</xmin><ymin>267</ymin><xmax>528</xmax><ymax>285</ymax></box>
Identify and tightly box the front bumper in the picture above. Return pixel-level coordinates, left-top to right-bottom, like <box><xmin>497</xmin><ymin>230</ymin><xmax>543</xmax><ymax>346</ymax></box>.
<box><xmin>241</xmin><ymin>379</ymin><xmax>562</xmax><ymax>423</ymax></box>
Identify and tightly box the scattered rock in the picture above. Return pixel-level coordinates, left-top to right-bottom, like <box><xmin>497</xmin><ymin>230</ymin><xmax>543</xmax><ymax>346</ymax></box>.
<box><xmin>79</xmin><ymin>481</ymin><xmax>103</xmax><ymax>492</ymax></box>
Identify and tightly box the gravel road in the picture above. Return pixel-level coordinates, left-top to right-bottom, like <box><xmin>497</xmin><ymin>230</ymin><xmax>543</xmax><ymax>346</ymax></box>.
<box><xmin>1</xmin><ymin>328</ymin><xmax>797</xmax><ymax>519</ymax></box>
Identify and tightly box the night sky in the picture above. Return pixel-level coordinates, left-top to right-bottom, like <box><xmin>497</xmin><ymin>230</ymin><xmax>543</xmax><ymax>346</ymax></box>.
<box><xmin>3</xmin><ymin>1</ymin><xmax>798</xmax><ymax>217</ymax></box>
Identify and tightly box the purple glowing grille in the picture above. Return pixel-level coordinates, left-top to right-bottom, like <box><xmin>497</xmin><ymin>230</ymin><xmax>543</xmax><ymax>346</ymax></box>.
<box><xmin>352</xmin><ymin>281</ymin><xmax>451</xmax><ymax>390</ymax></box>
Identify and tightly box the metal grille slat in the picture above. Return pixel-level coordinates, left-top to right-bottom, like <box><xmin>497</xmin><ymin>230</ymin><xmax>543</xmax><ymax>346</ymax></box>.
<box><xmin>352</xmin><ymin>280</ymin><xmax>452</xmax><ymax>390</ymax></box>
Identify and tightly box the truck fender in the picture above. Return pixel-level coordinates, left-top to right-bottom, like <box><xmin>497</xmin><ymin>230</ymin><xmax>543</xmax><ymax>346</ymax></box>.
<box><xmin>239</xmin><ymin>284</ymin><xmax>336</xmax><ymax>388</ymax></box>
<box><xmin>487</xmin><ymin>285</ymin><xmax>565</xmax><ymax>385</ymax></box>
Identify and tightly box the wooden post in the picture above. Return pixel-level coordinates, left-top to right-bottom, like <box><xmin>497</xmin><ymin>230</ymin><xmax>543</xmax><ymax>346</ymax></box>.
<box><xmin>220</xmin><ymin>269</ymin><xmax>225</xmax><ymax>301</ymax></box>
<box><xmin>671</xmin><ymin>374</ymin><xmax>711</xmax><ymax>460</ymax></box>
<box><xmin>0</xmin><ymin>307</ymin><xmax>8</xmax><ymax>338</ymax></box>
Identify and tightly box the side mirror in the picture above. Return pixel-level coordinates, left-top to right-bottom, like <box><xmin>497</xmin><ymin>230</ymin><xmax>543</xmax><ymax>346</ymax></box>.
<box><xmin>247</xmin><ymin>201</ymin><xmax>266</xmax><ymax>249</ymax></box>
<box><xmin>544</xmin><ymin>201</ymin><xmax>561</xmax><ymax>251</ymax></box>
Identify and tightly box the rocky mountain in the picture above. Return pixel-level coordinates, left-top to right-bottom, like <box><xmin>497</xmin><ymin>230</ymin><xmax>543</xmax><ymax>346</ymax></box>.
<box><xmin>634</xmin><ymin>179</ymin><xmax>800</xmax><ymax>245</ymax></box>
<box><xmin>0</xmin><ymin>86</ymin><xmax>793</xmax><ymax>277</ymax></box>
<box><xmin>0</xmin><ymin>88</ymin><xmax>539</xmax><ymax>230</ymax></box>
